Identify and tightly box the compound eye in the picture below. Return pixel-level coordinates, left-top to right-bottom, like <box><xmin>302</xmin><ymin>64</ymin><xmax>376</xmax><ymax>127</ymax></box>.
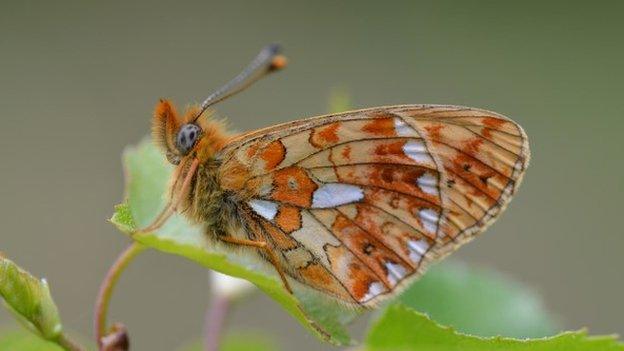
<box><xmin>176</xmin><ymin>124</ymin><xmax>202</xmax><ymax>155</ymax></box>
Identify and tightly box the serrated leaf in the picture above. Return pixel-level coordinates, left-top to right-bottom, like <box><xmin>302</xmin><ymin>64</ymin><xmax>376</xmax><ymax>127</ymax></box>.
<box><xmin>398</xmin><ymin>261</ymin><xmax>558</xmax><ymax>338</ymax></box>
<box><xmin>0</xmin><ymin>256</ymin><xmax>62</xmax><ymax>341</ymax></box>
<box><xmin>0</xmin><ymin>330</ymin><xmax>64</xmax><ymax>351</ymax></box>
<box><xmin>366</xmin><ymin>304</ymin><xmax>624</xmax><ymax>351</ymax></box>
<box><xmin>110</xmin><ymin>139</ymin><xmax>357</xmax><ymax>345</ymax></box>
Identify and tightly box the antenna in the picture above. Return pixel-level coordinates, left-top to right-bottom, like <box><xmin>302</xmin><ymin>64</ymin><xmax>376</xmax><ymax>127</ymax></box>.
<box><xmin>193</xmin><ymin>44</ymin><xmax>287</xmax><ymax>122</ymax></box>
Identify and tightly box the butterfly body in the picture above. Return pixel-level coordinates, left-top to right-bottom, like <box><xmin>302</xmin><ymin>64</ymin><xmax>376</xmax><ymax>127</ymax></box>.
<box><xmin>151</xmin><ymin>100</ymin><xmax>530</xmax><ymax>307</ymax></box>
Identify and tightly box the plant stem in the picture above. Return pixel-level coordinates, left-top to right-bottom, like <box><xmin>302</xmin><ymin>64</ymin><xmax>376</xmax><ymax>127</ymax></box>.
<box><xmin>93</xmin><ymin>242</ymin><xmax>146</xmax><ymax>348</ymax></box>
<box><xmin>57</xmin><ymin>333</ymin><xmax>85</xmax><ymax>351</ymax></box>
<box><xmin>204</xmin><ymin>292</ymin><xmax>231</xmax><ymax>351</ymax></box>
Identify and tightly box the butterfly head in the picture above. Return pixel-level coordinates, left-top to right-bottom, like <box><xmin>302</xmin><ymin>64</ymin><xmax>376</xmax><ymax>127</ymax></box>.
<box><xmin>152</xmin><ymin>99</ymin><xmax>229</xmax><ymax>165</ymax></box>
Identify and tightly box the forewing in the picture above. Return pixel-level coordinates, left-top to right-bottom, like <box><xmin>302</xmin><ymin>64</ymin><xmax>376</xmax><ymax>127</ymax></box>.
<box><xmin>218</xmin><ymin>105</ymin><xmax>529</xmax><ymax>306</ymax></box>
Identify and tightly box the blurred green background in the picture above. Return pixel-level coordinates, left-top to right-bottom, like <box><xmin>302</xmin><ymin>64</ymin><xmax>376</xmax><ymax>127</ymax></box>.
<box><xmin>1</xmin><ymin>1</ymin><xmax>622</xmax><ymax>350</ymax></box>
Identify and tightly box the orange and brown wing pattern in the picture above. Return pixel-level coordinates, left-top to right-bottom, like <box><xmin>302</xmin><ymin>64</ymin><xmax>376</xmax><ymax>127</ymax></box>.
<box><xmin>389</xmin><ymin>105</ymin><xmax>529</xmax><ymax>247</ymax></box>
<box><xmin>218</xmin><ymin>105</ymin><xmax>529</xmax><ymax>306</ymax></box>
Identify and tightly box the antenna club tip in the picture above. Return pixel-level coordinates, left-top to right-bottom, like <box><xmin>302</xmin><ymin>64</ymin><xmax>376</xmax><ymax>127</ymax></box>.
<box><xmin>270</xmin><ymin>55</ymin><xmax>288</xmax><ymax>71</ymax></box>
<box><xmin>266</xmin><ymin>43</ymin><xmax>281</xmax><ymax>54</ymax></box>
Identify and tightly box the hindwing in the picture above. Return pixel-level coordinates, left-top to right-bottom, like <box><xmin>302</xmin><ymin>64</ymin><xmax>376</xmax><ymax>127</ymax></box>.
<box><xmin>217</xmin><ymin>105</ymin><xmax>529</xmax><ymax>305</ymax></box>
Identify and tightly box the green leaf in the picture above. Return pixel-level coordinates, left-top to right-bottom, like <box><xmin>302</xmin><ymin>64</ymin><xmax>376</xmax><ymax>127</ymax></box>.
<box><xmin>0</xmin><ymin>255</ymin><xmax>62</xmax><ymax>341</ymax></box>
<box><xmin>366</xmin><ymin>304</ymin><xmax>624</xmax><ymax>351</ymax></box>
<box><xmin>220</xmin><ymin>332</ymin><xmax>278</xmax><ymax>351</ymax></box>
<box><xmin>398</xmin><ymin>261</ymin><xmax>558</xmax><ymax>338</ymax></box>
<box><xmin>177</xmin><ymin>331</ymin><xmax>279</xmax><ymax>351</ymax></box>
<box><xmin>110</xmin><ymin>139</ymin><xmax>357</xmax><ymax>345</ymax></box>
<box><xmin>0</xmin><ymin>330</ymin><xmax>64</xmax><ymax>351</ymax></box>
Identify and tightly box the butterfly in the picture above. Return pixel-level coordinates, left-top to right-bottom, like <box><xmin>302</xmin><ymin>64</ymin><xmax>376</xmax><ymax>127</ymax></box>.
<box><xmin>143</xmin><ymin>44</ymin><xmax>530</xmax><ymax>307</ymax></box>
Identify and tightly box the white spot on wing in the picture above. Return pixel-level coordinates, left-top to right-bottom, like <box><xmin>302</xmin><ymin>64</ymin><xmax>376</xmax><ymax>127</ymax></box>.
<box><xmin>394</xmin><ymin>117</ymin><xmax>416</xmax><ymax>136</ymax></box>
<box><xmin>409</xmin><ymin>251</ymin><xmax>421</xmax><ymax>263</ymax></box>
<box><xmin>311</xmin><ymin>183</ymin><xmax>364</xmax><ymax>208</ymax></box>
<box><xmin>417</xmin><ymin>172</ymin><xmax>439</xmax><ymax>196</ymax></box>
<box><xmin>248</xmin><ymin>199</ymin><xmax>278</xmax><ymax>220</ymax></box>
<box><xmin>419</xmin><ymin>208</ymin><xmax>439</xmax><ymax>234</ymax></box>
<box><xmin>408</xmin><ymin>239</ymin><xmax>429</xmax><ymax>255</ymax></box>
<box><xmin>408</xmin><ymin>239</ymin><xmax>429</xmax><ymax>263</ymax></box>
<box><xmin>402</xmin><ymin>140</ymin><xmax>433</xmax><ymax>164</ymax></box>
<box><xmin>361</xmin><ymin>281</ymin><xmax>385</xmax><ymax>302</ymax></box>
<box><xmin>385</xmin><ymin>262</ymin><xmax>408</xmax><ymax>286</ymax></box>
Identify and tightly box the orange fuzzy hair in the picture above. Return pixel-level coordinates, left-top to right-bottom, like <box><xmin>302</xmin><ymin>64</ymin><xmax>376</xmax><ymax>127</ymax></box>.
<box><xmin>152</xmin><ymin>99</ymin><xmax>232</xmax><ymax>164</ymax></box>
<box><xmin>152</xmin><ymin>99</ymin><xmax>180</xmax><ymax>154</ymax></box>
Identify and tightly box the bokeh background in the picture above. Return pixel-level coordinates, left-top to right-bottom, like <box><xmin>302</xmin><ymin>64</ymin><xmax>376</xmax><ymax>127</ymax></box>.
<box><xmin>1</xmin><ymin>1</ymin><xmax>623</xmax><ymax>350</ymax></box>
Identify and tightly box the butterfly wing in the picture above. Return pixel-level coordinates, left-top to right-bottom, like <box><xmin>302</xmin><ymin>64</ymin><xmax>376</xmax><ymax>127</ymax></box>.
<box><xmin>217</xmin><ymin>105</ymin><xmax>529</xmax><ymax>306</ymax></box>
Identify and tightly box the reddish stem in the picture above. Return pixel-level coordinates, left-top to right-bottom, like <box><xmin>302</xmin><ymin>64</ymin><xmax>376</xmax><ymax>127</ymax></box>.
<box><xmin>204</xmin><ymin>293</ymin><xmax>231</xmax><ymax>351</ymax></box>
<box><xmin>93</xmin><ymin>242</ymin><xmax>145</xmax><ymax>349</ymax></box>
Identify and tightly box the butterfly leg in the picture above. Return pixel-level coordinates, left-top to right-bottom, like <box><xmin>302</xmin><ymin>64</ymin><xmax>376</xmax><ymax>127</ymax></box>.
<box><xmin>135</xmin><ymin>158</ymin><xmax>200</xmax><ymax>234</ymax></box>
<box><xmin>220</xmin><ymin>236</ymin><xmax>293</xmax><ymax>294</ymax></box>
